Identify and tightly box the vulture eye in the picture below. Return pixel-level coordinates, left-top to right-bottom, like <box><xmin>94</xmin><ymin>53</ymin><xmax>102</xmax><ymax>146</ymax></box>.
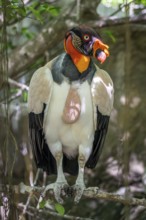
<box><xmin>83</xmin><ymin>34</ymin><xmax>90</xmax><ymax>41</ymax></box>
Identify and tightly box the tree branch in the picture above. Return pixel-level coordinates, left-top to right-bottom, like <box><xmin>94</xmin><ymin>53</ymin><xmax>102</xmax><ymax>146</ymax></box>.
<box><xmin>8</xmin><ymin>13</ymin><xmax>146</xmax><ymax>79</ymax></box>
<box><xmin>83</xmin><ymin>187</ymin><xmax>146</xmax><ymax>207</ymax></box>
<box><xmin>8</xmin><ymin>78</ymin><xmax>29</xmax><ymax>91</ymax></box>
<box><xmin>91</xmin><ymin>13</ymin><xmax>146</xmax><ymax>28</ymax></box>
<box><xmin>2</xmin><ymin>183</ymin><xmax>146</xmax><ymax>208</ymax></box>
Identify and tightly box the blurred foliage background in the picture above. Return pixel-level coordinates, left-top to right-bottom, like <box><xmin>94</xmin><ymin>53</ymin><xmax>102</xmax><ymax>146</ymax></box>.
<box><xmin>0</xmin><ymin>0</ymin><xmax>146</xmax><ymax>219</ymax></box>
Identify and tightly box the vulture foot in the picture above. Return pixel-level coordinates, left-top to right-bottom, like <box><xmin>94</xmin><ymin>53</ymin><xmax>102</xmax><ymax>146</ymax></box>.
<box><xmin>73</xmin><ymin>183</ymin><xmax>85</xmax><ymax>203</ymax></box>
<box><xmin>38</xmin><ymin>182</ymin><xmax>69</xmax><ymax>204</ymax></box>
<box><xmin>53</xmin><ymin>182</ymin><xmax>69</xmax><ymax>204</ymax></box>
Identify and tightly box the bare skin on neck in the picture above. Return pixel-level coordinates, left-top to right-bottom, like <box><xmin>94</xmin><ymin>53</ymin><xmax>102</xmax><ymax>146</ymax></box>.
<box><xmin>62</xmin><ymin>87</ymin><xmax>81</xmax><ymax>124</ymax></box>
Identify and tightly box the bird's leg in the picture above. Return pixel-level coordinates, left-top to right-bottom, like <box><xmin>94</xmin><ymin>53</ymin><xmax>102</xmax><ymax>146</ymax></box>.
<box><xmin>73</xmin><ymin>147</ymin><xmax>86</xmax><ymax>203</ymax></box>
<box><xmin>53</xmin><ymin>151</ymin><xmax>69</xmax><ymax>203</ymax></box>
<box><xmin>41</xmin><ymin>142</ymin><xmax>69</xmax><ymax>204</ymax></box>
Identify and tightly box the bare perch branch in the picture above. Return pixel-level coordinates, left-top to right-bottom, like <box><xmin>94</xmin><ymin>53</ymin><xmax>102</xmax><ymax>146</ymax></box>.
<box><xmin>2</xmin><ymin>183</ymin><xmax>146</xmax><ymax>208</ymax></box>
<box><xmin>83</xmin><ymin>187</ymin><xmax>146</xmax><ymax>207</ymax></box>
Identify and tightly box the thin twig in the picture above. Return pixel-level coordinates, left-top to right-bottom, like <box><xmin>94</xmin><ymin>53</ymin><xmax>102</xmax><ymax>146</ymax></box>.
<box><xmin>0</xmin><ymin>78</ymin><xmax>29</xmax><ymax>103</ymax></box>
<box><xmin>19</xmin><ymin>169</ymin><xmax>41</xmax><ymax>220</ymax></box>
<box><xmin>8</xmin><ymin>78</ymin><xmax>29</xmax><ymax>91</ymax></box>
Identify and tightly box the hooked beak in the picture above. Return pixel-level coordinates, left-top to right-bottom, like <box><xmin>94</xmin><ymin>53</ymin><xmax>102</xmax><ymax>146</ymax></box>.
<box><xmin>93</xmin><ymin>38</ymin><xmax>109</xmax><ymax>64</ymax></box>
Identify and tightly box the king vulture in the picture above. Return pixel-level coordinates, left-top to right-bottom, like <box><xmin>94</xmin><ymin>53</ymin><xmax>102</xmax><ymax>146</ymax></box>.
<box><xmin>28</xmin><ymin>26</ymin><xmax>114</xmax><ymax>203</ymax></box>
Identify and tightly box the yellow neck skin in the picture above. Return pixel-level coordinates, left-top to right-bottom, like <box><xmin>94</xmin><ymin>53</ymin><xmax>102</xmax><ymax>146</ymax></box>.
<box><xmin>73</xmin><ymin>55</ymin><xmax>90</xmax><ymax>73</ymax></box>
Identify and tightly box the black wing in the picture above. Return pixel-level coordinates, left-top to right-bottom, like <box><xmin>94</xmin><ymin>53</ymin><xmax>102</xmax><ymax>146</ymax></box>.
<box><xmin>29</xmin><ymin>105</ymin><xmax>57</xmax><ymax>175</ymax></box>
<box><xmin>86</xmin><ymin>109</ymin><xmax>109</xmax><ymax>168</ymax></box>
<box><xmin>86</xmin><ymin>67</ymin><xmax>114</xmax><ymax>169</ymax></box>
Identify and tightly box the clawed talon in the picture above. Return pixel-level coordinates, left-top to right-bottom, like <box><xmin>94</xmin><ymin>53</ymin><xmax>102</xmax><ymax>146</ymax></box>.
<box><xmin>37</xmin><ymin>182</ymin><xmax>86</xmax><ymax>206</ymax></box>
<box><xmin>40</xmin><ymin>182</ymin><xmax>70</xmax><ymax>204</ymax></box>
<box><xmin>54</xmin><ymin>182</ymin><xmax>69</xmax><ymax>204</ymax></box>
<box><xmin>73</xmin><ymin>184</ymin><xmax>85</xmax><ymax>203</ymax></box>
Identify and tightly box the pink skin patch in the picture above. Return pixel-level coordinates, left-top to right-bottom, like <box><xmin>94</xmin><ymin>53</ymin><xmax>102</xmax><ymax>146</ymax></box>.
<box><xmin>62</xmin><ymin>88</ymin><xmax>81</xmax><ymax>124</ymax></box>
<box><xmin>97</xmin><ymin>51</ymin><xmax>107</xmax><ymax>64</ymax></box>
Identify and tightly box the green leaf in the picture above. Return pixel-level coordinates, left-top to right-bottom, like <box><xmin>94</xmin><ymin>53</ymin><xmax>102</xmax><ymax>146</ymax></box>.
<box><xmin>39</xmin><ymin>200</ymin><xmax>46</xmax><ymax>209</ymax></box>
<box><xmin>22</xmin><ymin>90</ymin><xmax>28</xmax><ymax>103</ymax></box>
<box><xmin>39</xmin><ymin>4</ymin><xmax>48</xmax><ymax>13</ymax></box>
<box><xmin>21</xmin><ymin>27</ymin><xmax>35</xmax><ymax>40</ymax></box>
<box><xmin>135</xmin><ymin>0</ymin><xmax>146</xmax><ymax>6</ymax></box>
<box><xmin>55</xmin><ymin>203</ymin><xmax>65</xmax><ymax>216</ymax></box>
<box><xmin>47</xmin><ymin>6</ymin><xmax>60</xmax><ymax>16</ymax></box>
<box><xmin>28</xmin><ymin>5</ymin><xmax>43</xmax><ymax>23</ymax></box>
<box><xmin>17</xmin><ymin>7</ymin><xmax>26</xmax><ymax>17</ymax></box>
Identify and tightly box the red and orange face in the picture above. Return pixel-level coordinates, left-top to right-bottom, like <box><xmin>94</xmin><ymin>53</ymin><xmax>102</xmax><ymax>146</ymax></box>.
<box><xmin>64</xmin><ymin>26</ymin><xmax>109</xmax><ymax>64</ymax></box>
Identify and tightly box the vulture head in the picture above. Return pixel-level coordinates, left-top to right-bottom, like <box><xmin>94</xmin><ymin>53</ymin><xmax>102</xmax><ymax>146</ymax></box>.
<box><xmin>64</xmin><ymin>25</ymin><xmax>109</xmax><ymax>64</ymax></box>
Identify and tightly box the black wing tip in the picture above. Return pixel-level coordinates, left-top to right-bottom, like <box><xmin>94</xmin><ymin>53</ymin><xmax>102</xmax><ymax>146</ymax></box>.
<box><xmin>85</xmin><ymin>109</ymin><xmax>110</xmax><ymax>169</ymax></box>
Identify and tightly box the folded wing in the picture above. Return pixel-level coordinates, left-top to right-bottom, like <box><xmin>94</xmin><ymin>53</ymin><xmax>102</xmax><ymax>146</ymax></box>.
<box><xmin>86</xmin><ymin>66</ymin><xmax>114</xmax><ymax>168</ymax></box>
<box><xmin>28</xmin><ymin>65</ymin><xmax>58</xmax><ymax>174</ymax></box>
